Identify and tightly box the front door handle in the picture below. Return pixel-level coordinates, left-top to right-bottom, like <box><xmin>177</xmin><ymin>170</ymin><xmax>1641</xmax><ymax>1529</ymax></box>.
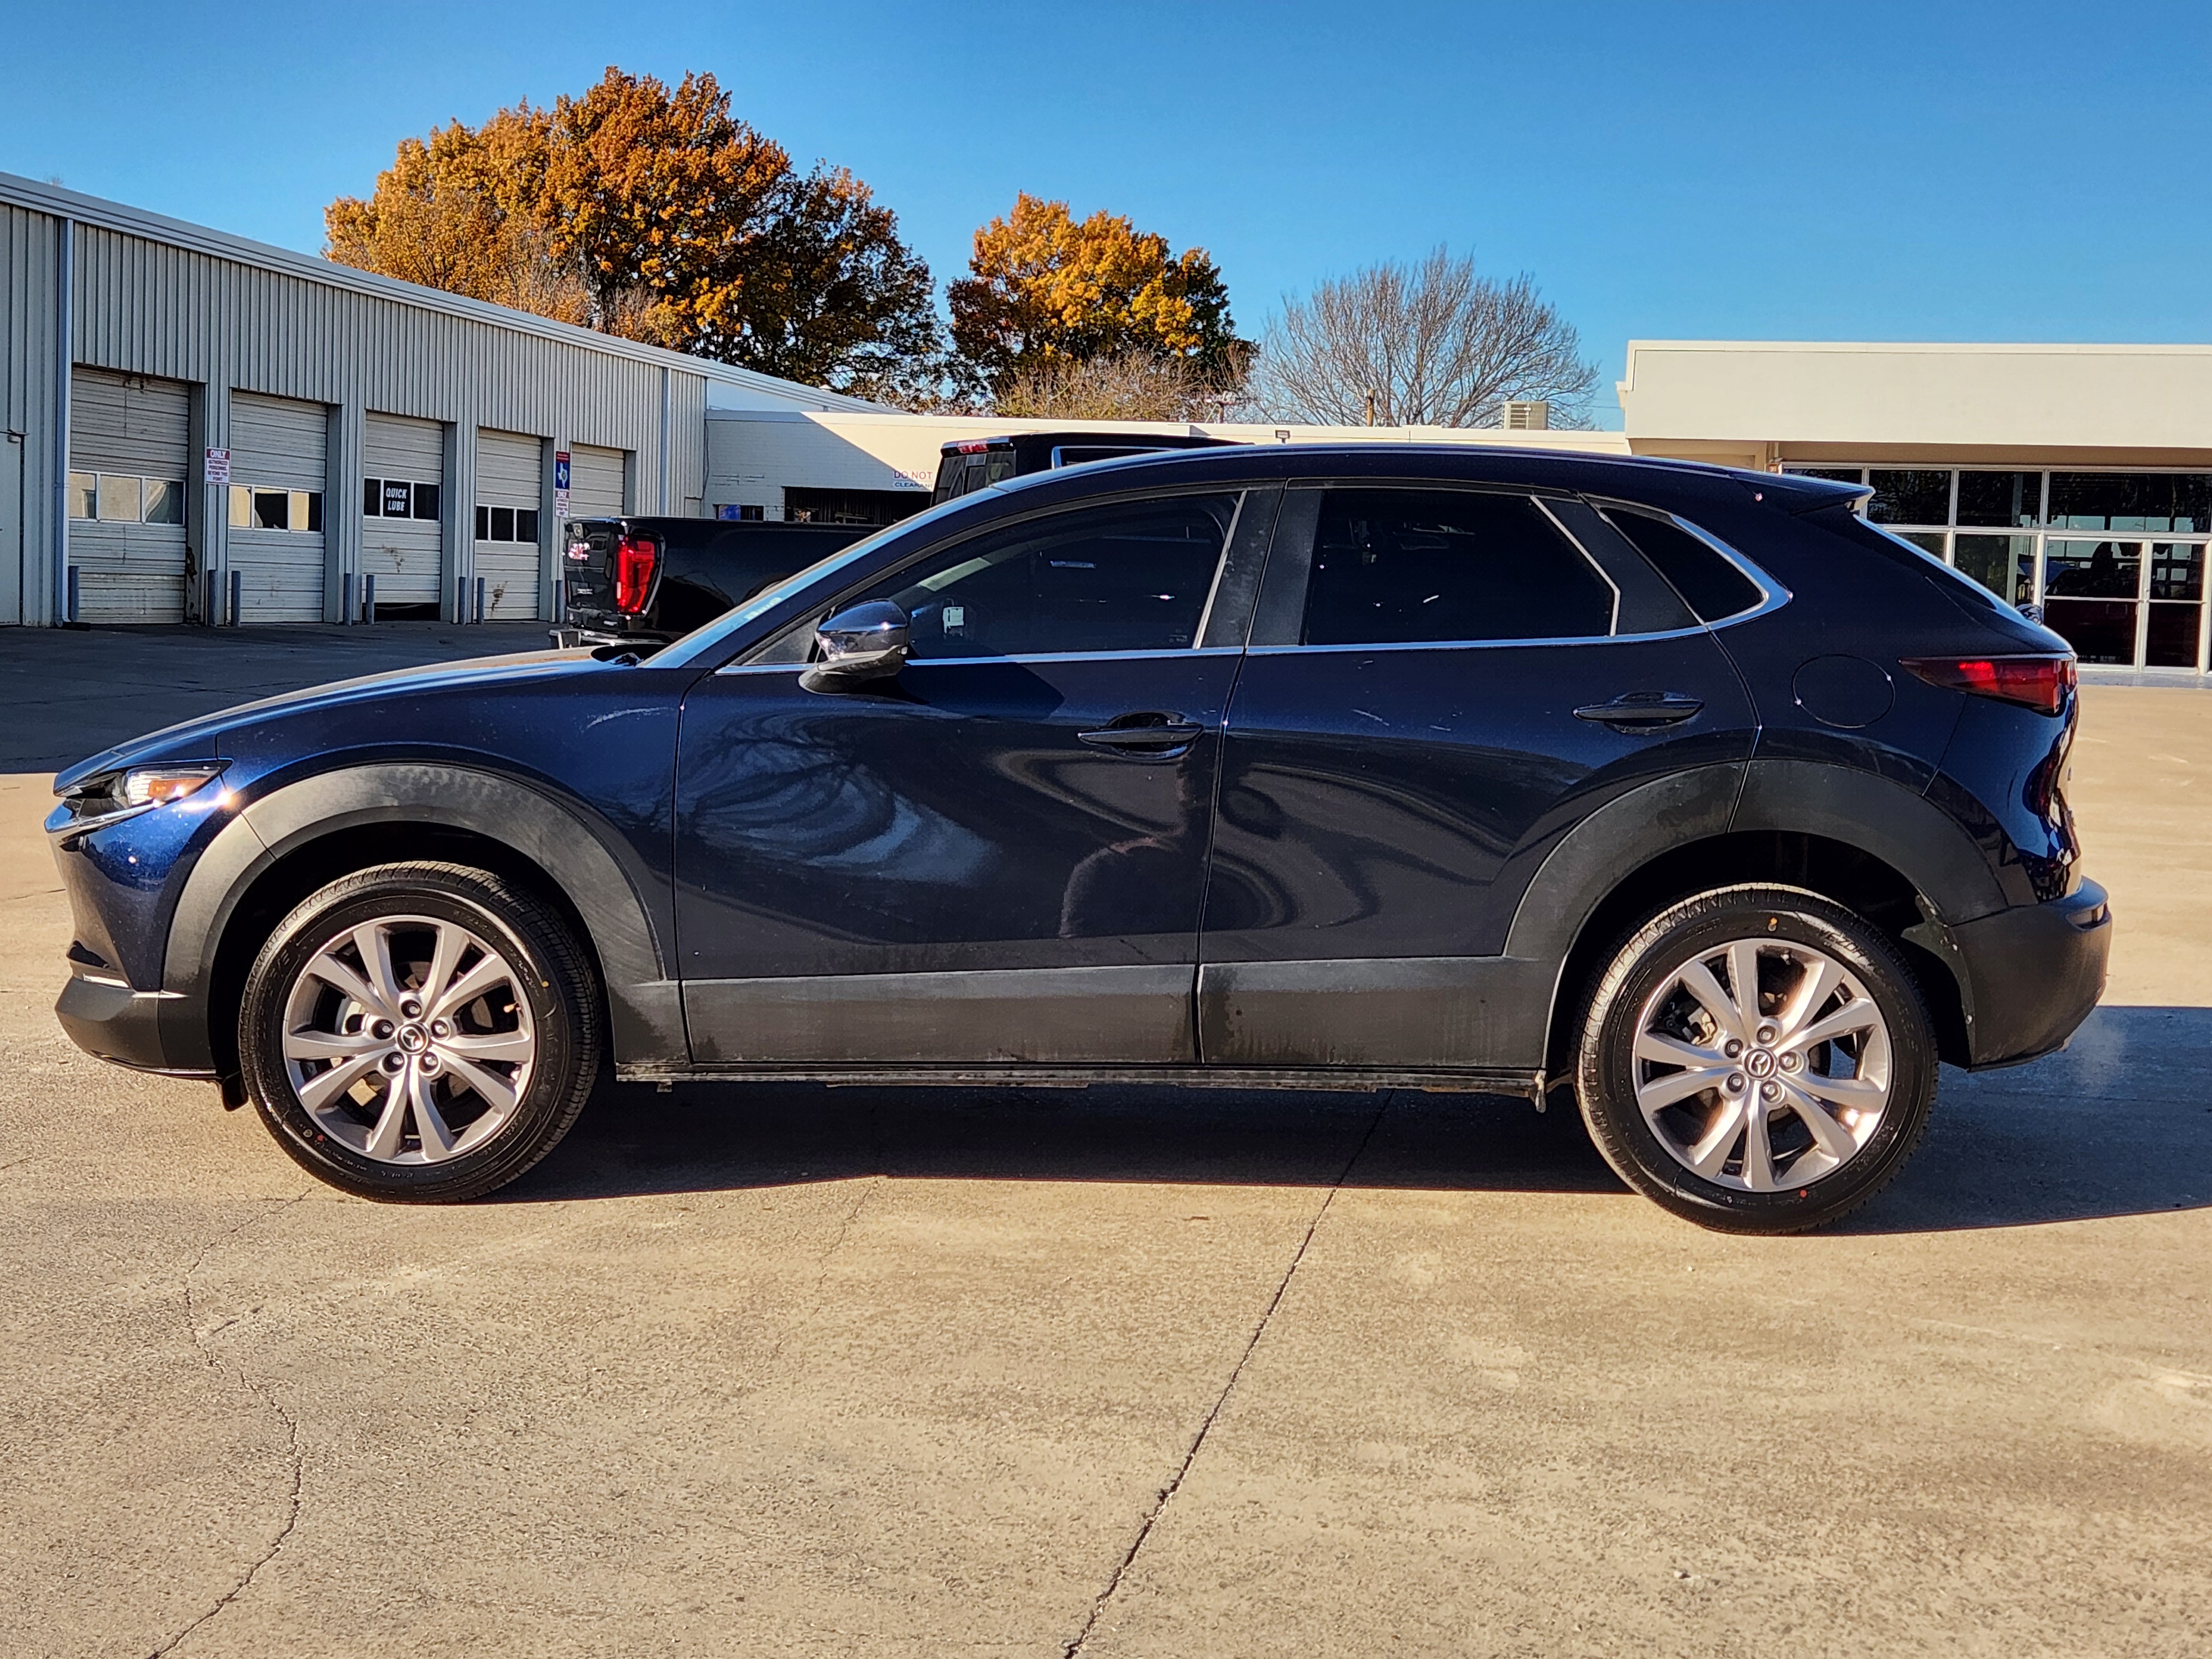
<box><xmin>1573</xmin><ymin>691</ymin><xmax>1705</xmax><ymax>731</ymax></box>
<box><xmin>1078</xmin><ymin>712</ymin><xmax>1206</xmax><ymax>758</ymax></box>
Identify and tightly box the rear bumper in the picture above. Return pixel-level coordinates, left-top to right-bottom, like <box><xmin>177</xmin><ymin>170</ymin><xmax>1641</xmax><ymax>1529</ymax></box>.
<box><xmin>1944</xmin><ymin>879</ymin><xmax>2111</xmax><ymax>1068</ymax></box>
<box><xmin>54</xmin><ymin>971</ymin><xmax>215</xmax><ymax>1079</ymax></box>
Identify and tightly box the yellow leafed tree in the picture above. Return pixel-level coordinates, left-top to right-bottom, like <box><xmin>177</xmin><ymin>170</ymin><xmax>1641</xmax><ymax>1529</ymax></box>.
<box><xmin>948</xmin><ymin>194</ymin><xmax>1246</xmax><ymax>398</ymax></box>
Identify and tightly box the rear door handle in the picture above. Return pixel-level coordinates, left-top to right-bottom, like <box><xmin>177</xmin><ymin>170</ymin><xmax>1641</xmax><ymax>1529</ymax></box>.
<box><xmin>1573</xmin><ymin>691</ymin><xmax>1705</xmax><ymax>730</ymax></box>
<box><xmin>1078</xmin><ymin>713</ymin><xmax>1206</xmax><ymax>758</ymax></box>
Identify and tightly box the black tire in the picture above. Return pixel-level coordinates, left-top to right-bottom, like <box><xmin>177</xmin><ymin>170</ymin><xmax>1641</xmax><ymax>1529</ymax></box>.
<box><xmin>238</xmin><ymin>862</ymin><xmax>601</xmax><ymax>1202</ymax></box>
<box><xmin>1574</xmin><ymin>883</ymin><xmax>1936</xmax><ymax>1234</ymax></box>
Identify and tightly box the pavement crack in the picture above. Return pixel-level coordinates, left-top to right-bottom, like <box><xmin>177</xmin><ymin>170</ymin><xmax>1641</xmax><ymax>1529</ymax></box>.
<box><xmin>146</xmin><ymin>1190</ymin><xmax>314</xmax><ymax>1658</ymax></box>
<box><xmin>757</xmin><ymin>1173</ymin><xmax>880</xmax><ymax>1380</ymax></box>
<box><xmin>1060</xmin><ymin>1094</ymin><xmax>1390</xmax><ymax>1659</ymax></box>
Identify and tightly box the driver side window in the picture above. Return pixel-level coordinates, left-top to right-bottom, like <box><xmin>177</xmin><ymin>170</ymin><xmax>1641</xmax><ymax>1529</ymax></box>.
<box><xmin>843</xmin><ymin>492</ymin><xmax>1241</xmax><ymax>661</ymax></box>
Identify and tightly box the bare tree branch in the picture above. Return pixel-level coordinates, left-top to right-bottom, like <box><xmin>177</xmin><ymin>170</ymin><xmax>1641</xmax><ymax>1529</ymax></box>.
<box><xmin>1251</xmin><ymin>247</ymin><xmax>1599</xmax><ymax>429</ymax></box>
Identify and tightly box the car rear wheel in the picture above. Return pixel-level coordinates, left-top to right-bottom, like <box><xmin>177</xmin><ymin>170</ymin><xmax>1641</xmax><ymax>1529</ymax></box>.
<box><xmin>238</xmin><ymin>862</ymin><xmax>600</xmax><ymax>1202</ymax></box>
<box><xmin>1575</xmin><ymin>884</ymin><xmax>1937</xmax><ymax>1234</ymax></box>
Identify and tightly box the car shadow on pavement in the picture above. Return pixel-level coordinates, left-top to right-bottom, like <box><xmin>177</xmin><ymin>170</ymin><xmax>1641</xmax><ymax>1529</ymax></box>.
<box><xmin>503</xmin><ymin>1006</ymin><xmax>2212</xmax><ymax>1232</ymax></box>
<box><xmin>1839</xmin><ymin>1004</ymin><xmax>2212</xmax><ymax>1233</ymax></box>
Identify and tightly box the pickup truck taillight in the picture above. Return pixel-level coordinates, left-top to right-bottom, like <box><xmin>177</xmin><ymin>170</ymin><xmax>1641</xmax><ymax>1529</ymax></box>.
<box><xmin>1900</xmin><ymin>653</ymin><xmax>2075</xmax><ymax>715</ymax></box>
<box><xmin>613</xmin><ymin>535</ymin><xmax>660</xmax><ymax>614</ymax></box>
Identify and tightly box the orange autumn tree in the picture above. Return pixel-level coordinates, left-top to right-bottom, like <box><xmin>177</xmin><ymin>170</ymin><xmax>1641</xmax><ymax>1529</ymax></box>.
<box><xmin>326</xmin><ymin>68</ymin><xmax>942</xmax><ymax>401</ymax></box>
<box><xmin>948</xmin><ymin>193</ymin><xmax>1246</xmax><ymax>400</ymax></box>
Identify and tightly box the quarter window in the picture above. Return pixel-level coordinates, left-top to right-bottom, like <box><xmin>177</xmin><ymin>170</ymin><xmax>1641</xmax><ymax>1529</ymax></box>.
<box><xmin>1599</xmin><ymin>507</ymin><xmax>1765</xmax><ymax>622</ymax></box>
<box><xmin>1302</xmin><ymin>489</ymin><xmax>1614</xmax><ymax>646</ymax></box>
<box><xmin>851</xmin><ymin>493</ymin><xmax>1240</xmax><ymax>659</ymax></box>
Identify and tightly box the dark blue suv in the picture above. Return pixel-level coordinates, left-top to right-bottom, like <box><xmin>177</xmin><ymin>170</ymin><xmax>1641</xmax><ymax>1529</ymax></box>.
<box><xmin>46</xmin><ymin>447</ymin><xmax>2110</xmax><ymax>1232</ymax></box>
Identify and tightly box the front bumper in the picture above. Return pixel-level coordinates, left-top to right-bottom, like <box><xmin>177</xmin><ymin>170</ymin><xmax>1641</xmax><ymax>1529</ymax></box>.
<box><xmin>1941</xmin><ymin>878</ymin><xmax>2112</xmax><ymax>1068</ymax></box>
<box><xmin>54</xmin><ymin>970</ymin><xmax>214</xmax><ymax>1078</ymax></box>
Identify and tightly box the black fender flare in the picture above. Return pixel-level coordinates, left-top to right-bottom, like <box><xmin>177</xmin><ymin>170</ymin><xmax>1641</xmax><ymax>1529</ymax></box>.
<box><xmin>1501</xmin><ymin>758</ymin><xmax>1999</xmax><ymax>1069</ymax></box>
<box><xmin>160</xmin><ymin>762</ymin><xmax>685</xmax><ymax>1072</ymax></box>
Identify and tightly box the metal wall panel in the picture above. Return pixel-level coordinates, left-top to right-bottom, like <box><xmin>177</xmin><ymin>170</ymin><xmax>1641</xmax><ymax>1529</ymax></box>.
<box><xmin>67</xmin><ymin>367</ymin><xmax>189</xmax><ymax>620</ymax></box>
<box><xmin>228</xmin><ymin>390</ymin><xmax>325</xmax><ymax>622</ymax></box>
<box><xmin>0</xmin><ymin>203</ymin><xmax>59</xmax><ymax>625</ymax></box>
<box><xmin>362</xmin><ymin>411</ymin><xmax>443</xmax><ymax>603</ymax></box>
<box><xmin>474</xmin><ymin>428</ymin><xmax>540</xmax><ymax>618</ymax></box>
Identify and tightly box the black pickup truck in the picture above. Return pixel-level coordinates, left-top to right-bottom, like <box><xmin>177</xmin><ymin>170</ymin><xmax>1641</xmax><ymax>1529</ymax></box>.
<box><xmin>555</xmin><ymin>429</ymin><xmax>1244</xmax><ymax>650</ymax></box>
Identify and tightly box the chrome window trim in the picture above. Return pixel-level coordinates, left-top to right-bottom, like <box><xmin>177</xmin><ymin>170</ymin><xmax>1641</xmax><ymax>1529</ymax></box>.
<box><xmin>716</xmin><ymin>645</ymin><xmax>1246</xmax><ymax>676</ymax></box>
<box><xmin>1244</xmin><ymin>624</ymin><xmax>1713</xmax><ymax>658</ymax></box>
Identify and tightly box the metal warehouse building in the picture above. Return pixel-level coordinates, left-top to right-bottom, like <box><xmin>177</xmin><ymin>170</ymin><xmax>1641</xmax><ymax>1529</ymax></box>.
<box><xmin>0</xmin><ymin>171</ymin><xmax>872</xmax><ymax>628</ymax></box>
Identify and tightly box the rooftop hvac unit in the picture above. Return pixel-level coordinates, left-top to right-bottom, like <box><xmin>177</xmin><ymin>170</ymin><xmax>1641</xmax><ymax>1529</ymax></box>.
<box><xmin>1502</xmin><ymin>400</ymin><xmax>1550</xmax><ymax>431</ymax></box>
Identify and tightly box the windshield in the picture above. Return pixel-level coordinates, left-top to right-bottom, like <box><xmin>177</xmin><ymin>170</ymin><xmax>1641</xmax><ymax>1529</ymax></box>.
<box><xmin>649</xmin><ymin>491</ymin><xmax>989</xmax><ymax>670</ymax></box>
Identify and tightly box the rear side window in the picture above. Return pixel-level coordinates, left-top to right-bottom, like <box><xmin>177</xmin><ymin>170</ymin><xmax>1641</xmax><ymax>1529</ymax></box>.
<box><xmin>854</xmin><ymin>492</ymin><xmax>1239</xmax><ymax>659</ymax></box>
<box><xmin>1303</xmin><ymin>489</ymin><xmax>1615</xmax><ymax>646</ymax></box>
<box><xmin>1599</xmin><ymin>506</ymin><xmax>1763</xmax><ymax>622</ymax></box>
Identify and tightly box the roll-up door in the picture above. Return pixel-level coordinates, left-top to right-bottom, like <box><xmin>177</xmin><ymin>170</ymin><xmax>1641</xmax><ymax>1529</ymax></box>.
<box><xmin>474</xmin><ymin>430</ymin><xmax>542</xmax><ymax>619</ymax></box>
<box><xmin>67</xmin><ymin>368</ymin><xmax>190</xmax><ymax>622</ymax></box>
<box><xmin>228</xmin><ymin>392</ymin><xmax>327</xmax><ymax>623</ymax></box>
<box><xmin>362</xmin><ymin>413</ymin><xmax>445</xmax><ymax>609</ymax></box>
<box><xmin>568</xmin><ymin>444</ymin><xmax>626</xmax><ymax>521</ymax></box>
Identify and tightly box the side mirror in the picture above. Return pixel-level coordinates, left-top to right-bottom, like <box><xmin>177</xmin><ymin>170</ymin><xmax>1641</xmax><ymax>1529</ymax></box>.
<box><xmin>801</xmin><ymin>600</ymin><xmax>910</xmax><ymax>692</ymax></box>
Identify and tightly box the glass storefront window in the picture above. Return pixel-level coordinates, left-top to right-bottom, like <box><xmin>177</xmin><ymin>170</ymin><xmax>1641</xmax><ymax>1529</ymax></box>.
<box><xmin>2043</xmin><ymin>599</ymin><xmax>2138</xmax><ymax>664</ymax></box>
<box><xmin>1957</xmin><ymin>471</ymin><xmax>2042</xmax><ymax>527</ymax></box>
<box><xmin>1866</xmin><ymin>469</ymin><xmax>1951</xmax><ymax>525</ymax></box>
<box><xmin>2043</xmin><ymin>539</ymin><xmax>2141</xmax><ymax>599</ymax></box>
<box><xmin>2146</xmin><ymin>603</ymin><xmax>2203</xmax><ymax>669</ymax></box>
<box><xmin>2149</xmin><ymin>542</ymin><xmax>2204</xmax><ymax>602</ymax></box>
<box><xmin>2047</xmin><ymin>472</ymin><xmax>2212</xmax><ymax>533</ymax></box>
<box><xmin>1789</xmin><ymin>467</ymin><xmax>1865</xmax><ymax>485</ymax></box>
<box><xmin>1955</xmin><ymin>534</ymin><xmax>2035</xmax><ymax>605</ymax></box>
<box><xmin>1892</xmin><ymin>530</ymin><xmax>1947</xmax><ymax>560</ymax></box>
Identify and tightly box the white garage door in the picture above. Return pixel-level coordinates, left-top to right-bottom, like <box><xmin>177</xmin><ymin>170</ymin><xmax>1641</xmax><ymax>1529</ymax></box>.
<box><xmin>228</xmin><ymin>393</ymin><xmax>327</xmax><ymax>623</ymax></box>
<box><xmin>362</xmin><ymin>413</ymin><xmax>444</xmax><ymax>608</ymax></box>
<box><xmin>474</xmin><ymin>430</ymin><xmax>542</xmax><ymax>619</ymax></box>
<box><xmin>568</xmin><ymin>444</ymin><xmax>626</xmax><ymax>521</ymax></box>
<box><xmin>68</xmin><ymin>368</ymin><xmax>190</xmax><ymax>623</ymax></box>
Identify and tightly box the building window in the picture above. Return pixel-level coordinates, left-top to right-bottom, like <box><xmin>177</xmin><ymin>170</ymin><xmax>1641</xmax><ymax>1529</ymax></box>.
<box><xmin>67</xmin><ymin>472</ymin><xmax>97</xmax><ymax>518</ymax></box>
<box><xmin>143</xmin><ymin>480</ymin><xmax>184</xmax><ymax>525</ymax></box>
<box><xmin>413</xmin><ymin>482</ymin><xmax>440</xmax><ymax>521</ymax></box>
<box><xmin>96</xmin><ymin>474</ymin><xmax>142</xmax><ymax>523</ymax></box>
<box><xmin>473</xmin><ymin>505</ymin><xmax>536</xmax><ymax>541</ymax></box>
<box><xmin>229</xmin><ymin>483</ymin><xmax>323</xmax><ymax>532</ymax></box>
<box><xmin>517</xmin><ymin>508</ymin><xmax>539</xmax><ymax>543</ymax></box>
<box><xmin>69</xmin><ymin>471</ymin><xmax>183</xmax><ymax>523</ymax></box>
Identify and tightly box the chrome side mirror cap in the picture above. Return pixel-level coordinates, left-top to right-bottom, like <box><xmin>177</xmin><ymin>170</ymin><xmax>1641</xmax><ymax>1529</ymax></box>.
<box><xmin>801</xmin><ymin>600</ymin><xmax>910</xmax><ymax>691</ymax></box>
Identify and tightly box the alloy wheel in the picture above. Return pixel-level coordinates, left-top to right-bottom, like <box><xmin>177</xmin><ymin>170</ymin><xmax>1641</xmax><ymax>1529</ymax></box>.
<box><xmin>279</xmin><ymin>914</ymin><xmax>538</xmax><ymax>1165</ymax></box>
<box><xmin>1631</xmin><ymin>936</ymin><xmax>1892</xmax><ymax>1191</ymax></box>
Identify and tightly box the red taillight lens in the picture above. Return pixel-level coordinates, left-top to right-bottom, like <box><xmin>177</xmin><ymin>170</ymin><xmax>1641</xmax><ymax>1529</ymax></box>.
<box><xmin>1900</xmin><ymin>653</ymin><xmax>2075</xmax><ymax>715</ymax></box>
<box><xmin>613</xmin><ymin>535</ymin><xmax>659</xmax><ymax>613</ymax></box>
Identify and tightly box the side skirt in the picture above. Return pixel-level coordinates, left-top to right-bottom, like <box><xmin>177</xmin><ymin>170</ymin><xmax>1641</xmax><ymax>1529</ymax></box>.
<box><xmin>614</xmin><ymin>1062</ymin><xmax>1546</xmax><ymax>1099</ymax></box>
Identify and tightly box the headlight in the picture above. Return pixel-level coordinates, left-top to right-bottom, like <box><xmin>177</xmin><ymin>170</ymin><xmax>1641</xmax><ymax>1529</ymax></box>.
<box><xmin>119</xmin><ymin>763</ymin><xmax>227</xmax><ymax>807</ymax></box>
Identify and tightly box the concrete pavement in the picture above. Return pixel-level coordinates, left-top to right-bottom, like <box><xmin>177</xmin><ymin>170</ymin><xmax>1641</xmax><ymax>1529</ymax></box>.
<box><xmin>0</xmin><ymin>659</ymin><xmax>2205</xmax><ymax>1656</ymax></box>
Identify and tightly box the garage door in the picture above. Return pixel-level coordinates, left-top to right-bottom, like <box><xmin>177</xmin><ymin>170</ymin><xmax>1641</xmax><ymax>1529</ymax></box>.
<box><xmin>362</xmin><ymin>413</ymin><xmax>444</xmax><ymax>610</ymax></box>
<box><xmin>228</xmin><ymin>393</ymin><xmax>327</xmax><ymax>623</ymax></box>
<box><xmin>67</xmin><ymin>368</ymin><xmax>190</xmax><ymax>623</ymax></box>
<box><xmin>568</xmin><ymin>444</ymin><xmax>626</xmax><ymax>521</ymax></box>
<box><xmin>474</xmin><ymin>430</ymin><xmax>542</xmax><ymax>619</ymax></box>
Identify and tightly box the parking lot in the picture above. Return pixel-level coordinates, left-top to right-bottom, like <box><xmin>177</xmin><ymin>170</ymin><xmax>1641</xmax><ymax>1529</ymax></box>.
<box><xmin>0</xmin><ymin>637</ymin><xmax>2205</xmax><ymax>1657</ymax></box>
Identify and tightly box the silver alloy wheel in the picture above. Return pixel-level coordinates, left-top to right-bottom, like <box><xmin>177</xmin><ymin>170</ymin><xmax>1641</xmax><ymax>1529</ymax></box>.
<box><xmin>280</xmin><ymin>914</ymin><xmax>537</xmax><ymax>1165</ymax></box>
<box><xmin>1631</xmin><ymin>936</ymin><xmax>1892</xmax><ymax>1192</ymax></box>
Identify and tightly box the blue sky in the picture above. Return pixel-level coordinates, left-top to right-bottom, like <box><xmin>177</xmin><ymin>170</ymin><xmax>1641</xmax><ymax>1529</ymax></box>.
<box><xmin>7</xmin><ymin>1</ymin><xmax>2209</xmax><ymax>421</ymax></box>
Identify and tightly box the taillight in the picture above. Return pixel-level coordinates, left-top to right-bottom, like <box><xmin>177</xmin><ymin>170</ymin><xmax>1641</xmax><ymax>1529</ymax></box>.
<box><xmin>1900</xmin><ymin>653</ymin><xmax>2075</xmax><ymax>715</ymax></box>
<box><xmin>613</xmin><ymin>535</ymin><xmax>659</xmax><ymax>613</ymax></box>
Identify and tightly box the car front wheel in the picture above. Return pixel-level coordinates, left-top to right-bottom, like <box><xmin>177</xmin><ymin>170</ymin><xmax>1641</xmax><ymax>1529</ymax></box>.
<box><xmin>238</xmin><ymin>862</ymin><xmax>601</xmax><ymax>1202</ymax></box>
<box><xmin>1575</xmin><ymin>884</ymin><xmax>1938</xmax><ymax>1234</ymax></box>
